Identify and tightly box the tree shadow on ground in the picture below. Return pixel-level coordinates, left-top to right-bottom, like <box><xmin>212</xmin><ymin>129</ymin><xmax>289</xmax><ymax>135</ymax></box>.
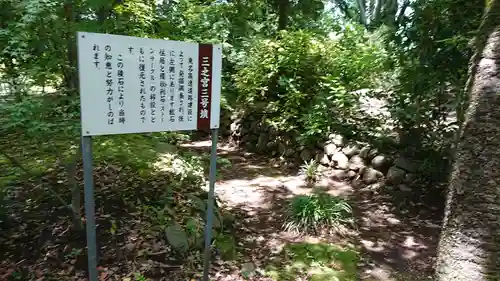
<box><xmin>178</xmin><ymin>140</ymin><xmax>299</xmax><ymax>181</ymax></box>
<box><xmin>210</xmin><ymin>184</ymin><xmax>359</xmax><ymax>281</ymax></box>
<box><xmin>182</xmin><ymin>139</ymin><xmax>445</xmax><ymax>281</ymax></box>
<box><xmin>0</xmin><ymin>159</ymin><xmax>223</xmax><ymax>281</ymax></box>
<box><xmin>352</xmin><ymin>179</ymin><xmax>444</xmax><ymax>280</ymax></box>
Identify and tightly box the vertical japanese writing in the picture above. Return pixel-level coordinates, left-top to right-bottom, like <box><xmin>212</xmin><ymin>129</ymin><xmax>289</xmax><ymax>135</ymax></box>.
<box><xmin>149</xmin><ymin>48</ymin><xmax>157</xmax><ymax>123</ymax></box>
<box><xmin>105</xmin><ymin>45</ymin><xmax>114</xmax><ymax>125</ymax></box>
<box><xmin>117</xmin><ymin>54</ymin><xmax>125</xmax><ymax>124</ymax></box>
<box><xmin>168</xmin><ymin>51</ymin><xmax>176</xmax><ymax>122</ymax></box>
<box><xmin>199</xmin><ymin>56</ymin><xmax>210</xmax><ymax>119</ymax></box>
<box><xmin>178</xmin><ymin>51</ymin><xmax>185</xmax><ymax>122</ymax></box>
<box><xmin>93</xmin><ymin>44</ymin><xmax>100</xmax><ymax>69</ymax></box>
<box><xmin>187</xmin><ymin>57</ymin><xmax>194</xmax><ymax>122</ymax></box>
<box><xmin>197</xmin><ymin>44</ymin><xmax>212</xmax><ymax>130</ymax></box>
<box><xmin>159</xmin><ymin>49</ymin><xmax>167</xmax><ymax>123</ymax></box>
<box><xmin>138</xmin><ymin>47</ymin><xmax>147</xmax><ymax>123</ymax></box>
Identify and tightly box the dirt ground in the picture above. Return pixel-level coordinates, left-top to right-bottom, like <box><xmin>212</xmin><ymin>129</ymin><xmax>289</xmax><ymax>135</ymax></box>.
<box><xmin>0</xmin><ymin>139</ymin><xmax>443</xmax><ymax>281</ymax></box>
<box><xmin>182</xmin><ymin>140</ymin><xmax>443</xmax><ymax>281</ymax></box>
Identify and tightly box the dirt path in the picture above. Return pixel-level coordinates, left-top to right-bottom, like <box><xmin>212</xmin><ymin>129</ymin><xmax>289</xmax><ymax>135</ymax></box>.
<box><xmin>180</xmin><ymin>140</ymin><xmax>443</xmax><ymax>281</ymax></box>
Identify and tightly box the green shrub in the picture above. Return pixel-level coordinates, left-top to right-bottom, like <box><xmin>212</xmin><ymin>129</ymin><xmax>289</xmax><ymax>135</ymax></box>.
<box><xmin>284</xmin><ymin>191</ymin><xmax>353</xmax><ymax>235</ymax></box>
<box><xmin>233</xmin><ymin>27</ymin><xmax>389</xmax><ymax>146</ymax></box>
<box><xmin>300</xmin><ymin>159</ymin><xmax>320</xmax><ymax>184</ymax></box>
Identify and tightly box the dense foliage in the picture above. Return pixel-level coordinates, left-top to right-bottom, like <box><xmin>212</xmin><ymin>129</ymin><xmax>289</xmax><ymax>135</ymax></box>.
<box><xmin>233</xmin><ymin>27</ymin><xmax>389</xmax><ymax>145</ymax></box>
<box><xmin>0</xmin><ymin>0</ymin><xmax>492</xmax><ymax>280</ymax></box>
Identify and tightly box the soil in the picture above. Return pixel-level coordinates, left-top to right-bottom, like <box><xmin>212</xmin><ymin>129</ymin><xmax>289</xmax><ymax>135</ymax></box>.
<box><xmin>0</xmin><ymin>139</ymin><xmax>444</xmax><ymax>281</ymax></box>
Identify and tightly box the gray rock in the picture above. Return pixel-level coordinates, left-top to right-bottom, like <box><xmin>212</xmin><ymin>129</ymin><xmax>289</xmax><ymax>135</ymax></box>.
<box><xmin>394</xmin><ymin>157</ymin><xmax>417</xmax><ymax>172</ymax></box>
<box><xmin>342</xmin><ymin>144</ymin><xmax>360</xmax><ymax>157</ymax></box>
<box><xmin>330</xmin><ymin>169</ymin><xmax>347</xmax><ymax>180</ymax></box>
<box><xmin>256</xmin><ymin>133</ymin><xmax>268</xmax><ymax>151</ymax></box>
<box><xmin>348</xmin><ymin>155</ymin><xmax>365</xmax><ymax>171</ymax></box>
<box><xmin>241</xmin><ymin>135</ymin><xmax>250</xmax><ymax>143</ymax></box>
<box><xmin>362</xmin><ymin>167</ymin><xmax>382</xmax><ymax>184</ymax></box>
<box><xmin>346</xmin><ymin>170</ymin><xmax>357</xmax><ymax>179</ymax></box>
<box><xmin>241</xmin><ymin>262</ymin><xmax>256</xmax><ymax>276</ymax></box>
<box><xmin>404</xmin><ymin>173</ymin><xmax>416</xmax><ymax>183</ymax></box>
<box><xmin>366</xmin><ymin>182</ymin><xmax>385</xmax><ymax>191</ymax></box>
<box><xmin>386</xmin><ymin>166</ymin><xmax>406</xmax><ymax>185</ymax></box>
<box><xmin>285</xmin><ymin>148</ymin><xmax>295</xmax><ymax>157</ymax></box>
<box><xmin>359</xmin><ymin>146</ymin><xmax>371</xmax><ymax>159</ymax></box>
<box><xmin>278</xmin><ymin>142</ymin><xmax>286</xmax><ymax>154</ymax></box>
<box><xmin>398</xmin><ymin>184</ymin><xmax>412</xmax><ymax>192</ymax></box>
<box><xmin>266</xmin><ymin>140</ymin><xmax>277</xmax><ymax>151</ymax></box>
<box><xmin>328</xmin><ymin>133</ymin><xmax>345</xmax><ymax>147</ymax></box>
<box><xmin>230</xmin><ymin>122</ymin><xmax>242</xmax><ymax>135</ymax></box>
<box><xmin>232</xmin><ymin>118</ymin><xmax>242</xmax><ymax>125</ymax></box>
<box><xmin>250</xmin><ymin>121</ymin><xmax>260</xmax><ymax>132</ymax></box>
<box><xmin>371</xmin><ymin>155</ymin><xmax>388</xmax><ymax>171</ymax></box>
<box><xmin>368</xmin><ymin>148</ymin><xmax>379</xmax><ymax>159</ymax></box>
<box><xmin>300</xmin><ymin>149</ymin><xmax>313</xmax><ymax>162</ymax></box>
<box><xmin>324</xmin><ymin>143</ymin><xmax>337</xmax><ymax>156</ymax></box>
<box><xmin>316</xmin><ymin>152</ymin><xmax>330</xmax><ymax>166</ymax></box>
<box><xmin>331</xmin><ymin>152</ymin><xmax>349</xmax><ymax>169</ymax></box>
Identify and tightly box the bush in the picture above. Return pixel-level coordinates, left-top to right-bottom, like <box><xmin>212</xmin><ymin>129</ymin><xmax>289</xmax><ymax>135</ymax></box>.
<box><xmin>233</xmin><ymin>27</ymin><xmax>389</xmax><ymax>146</ymax></box>
<box><xmin>284</xmin><ymin>191</ymin><xmax>353</xmax><ymax>235</ymax></box>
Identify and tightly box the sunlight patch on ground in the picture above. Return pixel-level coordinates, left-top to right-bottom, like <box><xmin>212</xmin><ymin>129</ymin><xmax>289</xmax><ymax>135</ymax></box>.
<box><xmin>262</xmin><ymin>242</ymin><xmax>359</xmax><ymax>281</ymax></box>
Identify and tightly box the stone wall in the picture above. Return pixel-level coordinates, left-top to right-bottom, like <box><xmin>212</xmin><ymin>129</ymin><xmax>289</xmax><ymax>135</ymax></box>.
<box><xmin>229</xmin><ymin>115</ymin><xmax>420</xmax><ymax>189</ymax></box>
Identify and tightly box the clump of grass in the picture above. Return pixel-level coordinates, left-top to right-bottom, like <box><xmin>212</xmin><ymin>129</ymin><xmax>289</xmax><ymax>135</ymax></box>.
<box><xmin>300</xmin><ymin>159</ymin><xmax>319</xmax><ymax>184</ymax></box>
<box><xmin>284</xmin><ymin>191</ymin><xmax>353</xmax><ymax>235</ymax></box>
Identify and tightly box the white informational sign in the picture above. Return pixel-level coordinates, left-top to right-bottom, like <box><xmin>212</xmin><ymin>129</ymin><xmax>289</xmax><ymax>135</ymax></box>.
<box><xmin>77</xmin><ymin>32</ymin><xmax>222</xmax><ymax>136</ymax></box>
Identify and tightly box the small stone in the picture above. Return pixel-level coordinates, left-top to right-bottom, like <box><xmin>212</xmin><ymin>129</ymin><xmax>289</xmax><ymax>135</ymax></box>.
<box><xmin>300</xmin><ymin>149</ymin><xmax>313</xmax><ymax>162</ymax></box>
<box><xmin>250</xmin><ymin>121</ymin><xmax>260</xmax><ymax>132</ymax></box>
<box><xmin>368</xmin><ymin>148</ymin><xmax>379</xmax><ymax>159</ymax></box>
<box><xmin>316</xmin><ymin>152</ymin><xmax>330</xmax><ymax>166</ymax></box>
<box><xmin>330</xmin><ymin>169</ymin><xmax>347</xmax><ymax>180</ymax></box>
<box><xmin>331</xmin><ymin>152</ymin><xmax>349</xmax><ymax>169</ymax></box>
<box><xmin>362</xmin><ymin>167</ymin><xmax>382</xmax><ymax>184</ymax></box>
<box><xmin>371</xmin><ymin>155</ymin><xmax>388</xmax><ymax>170</ymax></box>
<box><xmin>230</xmin><ymin>122</ymin><xmax>241</xmax><ymax>135</ymax></box>
<box><xmin>387</xmin><ymin>166</ymin><xmax>406</xmax><ymax>185</ymax></box>
<box><xmin>317</xmin><ymin>164</ymin><xmax>329</xmax><ymax>173</ymax></box>
<box><xmin>366</xmin><ymin>182</ymin><xmax>385</xmax><ymax>190</ymax></box>
<box><xmin>324</xmin><ymin>143</ymin><xmax>337</xmax><ymax>156</ymax></box>
<box><xmin>278</xmin><ymin>142</ymin><xmax>286</xmax><ymax>154</ymax></box>
<box><xmin>266</xmin><ymin>140</ymin><xmax>277</xmax><ymax>150</ymax></box>
<box><xmin>359</xmin><ymin>146</ymin><xmax>371</xmax><ymax>159</ymax></box>
<box><xmin>404</xmin><ymin>173</ymin><xmax>416</xmax><ymax>183</ymax></box>
<box><xmin>386</xmin><ymin>217</ymin><xmax>401</xmax><ymax>225</ymax></box>
<box><xmin>342</xmin><ymin>144</ymin><xmax>360</xmax><ymax>157</ymax></box>
<box><xmin>328</xmin><ymin>133</ymin><xmax>345</xmax><ymax>147</ymax></box>
<box><xmin>398</xmin><ymin>184</ymin><xmax>412</xmax><ymax>192</ymax></box>
<box><xmin>125</xmin><ymin>243</ymin><xmax>136</xmax><ymax>252</ymax></box>
<box><xmin>241</xmin><ymin>262</ymin><xmax>256</xmax><ymax>275</ymax></box>
<box><xmin>346</xmin><ymin>170</ymin><xmax>357</xmax><ymax>179</ymax></box>
<box><xmin>348</xmin><ymin>155</ymin><xmax>365</xmax><ymax>171</ymax></box>
<box><xmin>394</xmin><ymin>157</ymin><xmax>417</xmax><ymax>172</ymax></box>
<box><xmin>256</xmin><ymin>133</ymin><xmax>268</xmax><ymax>151</ymax></box>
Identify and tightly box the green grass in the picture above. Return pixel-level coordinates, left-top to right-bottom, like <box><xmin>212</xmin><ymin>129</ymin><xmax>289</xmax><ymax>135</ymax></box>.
<box><xmin>264</xmin><ymin>242</ymin><xmax>359</xmax><ymax>281</ymax></box>
<box><xmin>284</xmin><ymin>191</ymin><xmax>354</xmax><ymax>235</ymax></box>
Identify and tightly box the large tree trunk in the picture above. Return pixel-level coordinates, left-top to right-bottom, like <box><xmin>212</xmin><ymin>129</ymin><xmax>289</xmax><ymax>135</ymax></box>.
<box><xmin>277</xmin><ymin>0</ymin><xmax>289</xmax><ymax>31</ymax></box>
<box><xmin>435</xmin><ymin>2</ymin><xmax>500</xmax><ymax>280</ymax></box>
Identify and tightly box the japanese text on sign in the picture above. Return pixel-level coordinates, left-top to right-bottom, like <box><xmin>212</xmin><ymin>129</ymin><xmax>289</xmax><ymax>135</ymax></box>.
<box><xmin>77</xmin><ymin>32</ymin><xmax>222</xmax><ymax>136</ymax></box>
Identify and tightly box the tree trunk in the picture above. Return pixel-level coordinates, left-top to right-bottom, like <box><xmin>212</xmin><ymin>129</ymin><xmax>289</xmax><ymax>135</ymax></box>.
<box><xmin>277</xmin><ymin>0</ymin><xmax>289</xmax><ymax>31</ymax></box>
<box><xmin>63</xmin><ymin>2</ymin><xmax>78</xmax><ymax>95</ymax></box>
<box><xmin>435</xmin><ymin>2</ymin><xmax>500</xmax><ymax>280</ymax></box>
<box><xmin>68</xmin><ymin>144</ymin><xmax>82</xmax><ymax>230</ymax></box>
